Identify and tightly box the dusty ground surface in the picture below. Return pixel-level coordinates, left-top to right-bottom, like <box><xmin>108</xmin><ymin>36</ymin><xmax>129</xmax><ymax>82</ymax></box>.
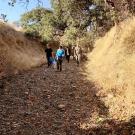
<box><xmin>0</xmin><ymin>60</ymin><xmax>135</xmax><ymax>135</ymax></box>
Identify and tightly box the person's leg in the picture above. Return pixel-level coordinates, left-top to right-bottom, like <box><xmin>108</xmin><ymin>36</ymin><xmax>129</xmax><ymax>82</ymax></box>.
<box><xmin>49</xmin><ymin>57</ymin><xmax>53</xmax><ymax>67</ymax></box>
<box><xmin>57</xmin><ymin>59</ymin><xmax>59</xmax><ymax>70</ymax></box>
<box><xmin>47</xmin><ymin>57</ymin><xmax>50</xmax><ymax>67</ymax></box>
<box><xmin>75</xmin><ymin>55</ymin><xmax>77</xmax><ymax>62</ymax></box>
<box><xmin>66</xmin><ymin>55</ymin><xmax>67</xmax><ymax>62</ymax></box>
<box><xmin>74</xmin><ymin>55</ymin><xmax>76</xmax><ymax>60</ymax></box>
<box><xmin>78</xmin><ymin>54</ymin><xmax>81</xmax><ymax>66</ymax></box>
<box><xmin>76</xmin><ymin>55</ymin><xmax>79</xmax><ymax>66</ymax></box>
<box><xmin>67</xmin><ymin>55</ymin><xmax>70</xmax><ymax>63</ymax></box>
<box><xmin>60</xmin><ymin>59</ymin><xmax>62</xmax><ymax>71</ymax></box>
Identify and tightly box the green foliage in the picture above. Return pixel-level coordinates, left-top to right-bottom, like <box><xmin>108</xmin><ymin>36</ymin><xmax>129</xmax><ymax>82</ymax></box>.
<box><xmin>0</xmin><ymin>14</ymin><xmax>8</xmax><ymax>22</ymax></box>
<box><xmin>77</xmin><ymin>32</ymin><xmax>95</xmax><ymax>52</ymax></box>
<box><xmin>40</xmin><ymin>12</ymin><xmax>55</xmax><ymax>41</ymax></box>
<box><xmin>79</xmin><ymin>32</ymin><xmax>95</xmax><ymax>46</ymax></box>
<box><xmin>51</xmin><ymin>0</ymin><xmax>93</xmax><ymax>29</ymax></box>
<box><xmin>51</xmin><ymin>0</ymin><xmax>106</xmax><ymax>46</ymax></box>
<box><xmin>60</xmin><ymin>27</ymin><xmax>79</xmax><ymax>45</ymax></box>
<box><xmin>19</xmin><ymin>0</ymin><xmax>133</xmax><ymax>47</ymax></box>
<box><xmin>21</xmin><ymin>7</ymin><xmax>54</xmax><ymax>41</ymax></box>
<box><xmin>20</xmin><ymin>0</ymin><xmax>116</xmax><ymax>46</ymax></box>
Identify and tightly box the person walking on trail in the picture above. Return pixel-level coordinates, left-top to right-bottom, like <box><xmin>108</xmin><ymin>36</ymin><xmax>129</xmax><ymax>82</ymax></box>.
<box><xmin>65</xmin><ymin>46</ymin><xmax>71</xmax><ymax>63</ymax></box>
<box><xmin>74</xmin><ymin>44</ymin><xmax>82</xmax><ymax>66</ymax></box>
<box><xmin>56</xmin><ymin>46</ymin><xmax>65</xmax><ymax>71</ymax></box>
<box><xmin>72</xmin><ymin>45</ymin><xmax>76</xmax><ymax>60</ymax></box>
<box><xmin>45</xmin><ymin>44</ymin><xmax>53</xmax><ymax>68</ymax></box>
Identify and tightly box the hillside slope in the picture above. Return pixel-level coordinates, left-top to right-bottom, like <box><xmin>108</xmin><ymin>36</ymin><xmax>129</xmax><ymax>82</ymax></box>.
<box><xmin>0</xmin><ymin>22</ymin><xmax>45</xmax><ymax>77</ymax></box>
<box><xmin>86</xmin><ymin>17</ymin><xmax>135</xmax><ymax>120</ymax></box>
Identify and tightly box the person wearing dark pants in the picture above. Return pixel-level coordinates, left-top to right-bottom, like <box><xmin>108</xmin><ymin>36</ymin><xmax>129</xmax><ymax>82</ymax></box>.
<box><xmin>57</xmin><ymin>58</ymin><xmax>63</xmax><ymax>71</ymax></box>
<box><xmin>45</xmin><ymin>44</ymin><xmax>53</xmax><ymax>67</ymax></box>
<box><xmin>65</xmin><ymin>46</ymin><xmax>71</xmax><ymax>63</ymax></box>
<box><xmin>66</xmin><ymin>55</ymin><xmax>70</xmax><ymax>63</ymax></box>
<box><xmin>56</xmin><ymin>46</ymin><xmax>65</xmax><ymax>71</ymax></box>
<box><xmin>47</xmin><ymin>57</ymin><xmax>51</xmax><ymax>67</ymax></box>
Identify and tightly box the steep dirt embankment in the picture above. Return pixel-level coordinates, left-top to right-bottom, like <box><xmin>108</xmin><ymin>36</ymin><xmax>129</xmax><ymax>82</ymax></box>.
<box><xmin>0</xmin><ymin>22</ymin><xmax>45</xmax><ymax>77</ymax></box>
<box><xmin>86</xmin><ymin>17</ymin><xmax>135</xmax><ymax>120</ymax></box>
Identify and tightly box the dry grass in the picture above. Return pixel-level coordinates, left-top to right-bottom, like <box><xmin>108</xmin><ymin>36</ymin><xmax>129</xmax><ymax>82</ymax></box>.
<box><xmin>86</xmin><ymin>17</ymin><xmax>135</xmax><ymax>120</ymax></box>
<box><xmin>0</xmin><ymin>22</ymin><xmax>45</xmax><ymax>77</ymax></box>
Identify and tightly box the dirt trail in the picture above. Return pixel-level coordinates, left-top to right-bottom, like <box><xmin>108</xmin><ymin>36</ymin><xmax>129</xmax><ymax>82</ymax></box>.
<box><xmin>0</xmin><ymin>61</ymin><xmax>135</xmax><ymax>135</ymax></box>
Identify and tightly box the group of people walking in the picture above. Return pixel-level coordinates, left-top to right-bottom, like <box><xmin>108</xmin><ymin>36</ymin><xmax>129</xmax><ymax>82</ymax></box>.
<box><xmin>45</xmin><ymin>44</ymin><xmax>82</xmax><ymax>71</ymax></box>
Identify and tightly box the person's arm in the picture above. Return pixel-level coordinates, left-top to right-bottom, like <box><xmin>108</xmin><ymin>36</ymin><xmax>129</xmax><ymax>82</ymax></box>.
<box><xmin>56</xmin><ymin>50</ymin><xmax>58</xmax><ymax>60</ymax></box>
<box><xmin>62</xmin><ymin>49</ymin><xmax>65</xmax><ymax>57</ymax></box>
<box><xmin>65</xmin><ymin>49</ymin><xmax>67</xmax><ymax>55</ymax></box>
<box><xmin>51</xmin><ymin>49</ymin><xmax>53</xmax><ymax>57</ymax></box>
<box><xmin>69</xmin><ymin>48</ymin><xmax>71</xmax><ymax>55</ymax></box>
<box><xmin>45</xmin><ymin>49</ymin><xmax>47</xmax><ymax>58</ymax></box>
<box><xmin>74</xmin><ymin>48</ymin><xmax>76</xmax><ymax>56</ymax></box>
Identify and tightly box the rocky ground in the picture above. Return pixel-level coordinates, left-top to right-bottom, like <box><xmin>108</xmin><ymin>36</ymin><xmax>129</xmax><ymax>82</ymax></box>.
<box><xmin>0</xmin><ymin>60</ymin><xmax>135</xmax><ymax>135</ymax></box>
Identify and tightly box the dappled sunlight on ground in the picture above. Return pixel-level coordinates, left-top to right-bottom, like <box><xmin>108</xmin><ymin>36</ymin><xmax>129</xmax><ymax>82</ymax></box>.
<box><xmin>0</xmin><ymin>60</ymin><xmax>109</xmax><ymax>134</ymax></box>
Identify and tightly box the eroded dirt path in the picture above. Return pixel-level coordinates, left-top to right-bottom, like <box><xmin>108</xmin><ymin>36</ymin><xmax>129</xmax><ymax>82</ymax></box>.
<box><xmin>0</xmin><ymin>61</ymin><xmax>135</xmax><ymax>135</ymax></box>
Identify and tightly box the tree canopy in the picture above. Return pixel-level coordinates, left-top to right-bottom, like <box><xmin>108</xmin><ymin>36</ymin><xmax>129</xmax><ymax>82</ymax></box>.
<box><xmin>18</xmin><ymin>0</ymin><xmax>135</xmax><ymax>46</ymax></box>
<box><xmin>21</xmin><ymin>8</ymin><xmax>54</xmax><ymax>41</ymax></box>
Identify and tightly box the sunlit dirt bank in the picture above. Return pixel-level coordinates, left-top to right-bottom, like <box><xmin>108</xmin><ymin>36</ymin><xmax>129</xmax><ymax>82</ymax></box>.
<box><xmin>0</xmin><ymin>22</ymin><xmax>45</xmax><ymax>77</ymax></box>
<box><xmin>86</xmin><ymin>17</ymin><xmax>135</xmax><ymax>120</ymax></box>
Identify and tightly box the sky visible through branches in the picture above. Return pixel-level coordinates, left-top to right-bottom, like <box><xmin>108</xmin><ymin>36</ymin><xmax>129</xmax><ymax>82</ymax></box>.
<box><xmin>0</xmin><ymin>0</ymin><xmax>51</xmax><ymax>22</ymax></box>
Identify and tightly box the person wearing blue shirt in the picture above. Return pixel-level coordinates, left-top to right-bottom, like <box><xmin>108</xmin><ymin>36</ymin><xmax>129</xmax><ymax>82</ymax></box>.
<box><xmin>56</xmin><ymin>46</ymin><xmax>65</xmax><ymax>71</ymax></box>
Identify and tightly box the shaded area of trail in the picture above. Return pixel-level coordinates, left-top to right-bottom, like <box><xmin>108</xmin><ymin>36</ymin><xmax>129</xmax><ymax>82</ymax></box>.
<box><xmin>0</xmin><ymin>61</ymin><xmax>135</xmax><ymax>135</ymax></box>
